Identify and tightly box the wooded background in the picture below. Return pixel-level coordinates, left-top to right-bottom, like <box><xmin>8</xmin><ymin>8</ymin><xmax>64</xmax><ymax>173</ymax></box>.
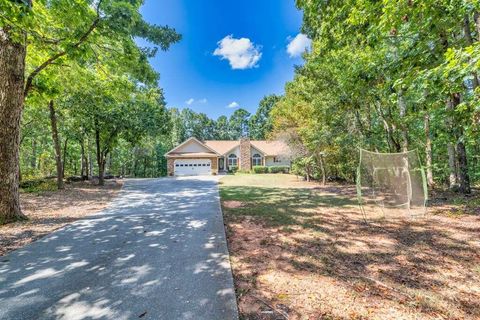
<box><xmin>1</xmin><ymin>0</ymin><xmax>479</xmax><ymax>223</ymax></box>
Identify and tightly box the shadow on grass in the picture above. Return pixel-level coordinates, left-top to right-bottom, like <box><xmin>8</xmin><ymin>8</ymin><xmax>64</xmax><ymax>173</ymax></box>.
<box><xmin>221</xmin><ymin>185</ymin><xmax>480</xmax><ymax>319</ymax></box>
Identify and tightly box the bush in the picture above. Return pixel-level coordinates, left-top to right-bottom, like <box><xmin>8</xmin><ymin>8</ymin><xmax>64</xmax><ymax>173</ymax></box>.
<box><xmin>20</xmin><ymin>178</ymin><xmax>57</xmax><ymax>193</ymax></box>
<box><xmin>228</xmin><ymin>166</ymin><xmax>238</xmax><ymax>174</ymax></box>
<box><xmin>252</xmin><ymin>166</ymin><xmax>268</xmax><ymax>174</ymax></box>
<box><xmin>268</xmin><ymin>165</ymin><xmax>290</xmax><ymax>174</ymax></box>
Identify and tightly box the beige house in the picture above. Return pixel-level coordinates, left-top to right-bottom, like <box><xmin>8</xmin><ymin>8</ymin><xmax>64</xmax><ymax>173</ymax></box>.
<box><xmin>165</xmin><ymin>137</ymin><xmax>292</xmax><ymax>176</ymax></box>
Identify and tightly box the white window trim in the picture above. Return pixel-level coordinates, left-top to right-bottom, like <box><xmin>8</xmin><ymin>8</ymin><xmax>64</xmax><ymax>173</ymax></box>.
<box><xmin>252</xmin><ymin>154</ymin><xmax>262</xmax><ymax>166</ymax></box>
<box><xmin>228</xmin><ymin>154</ymin><xmax>238</xmax><ymax>167</ymax></box>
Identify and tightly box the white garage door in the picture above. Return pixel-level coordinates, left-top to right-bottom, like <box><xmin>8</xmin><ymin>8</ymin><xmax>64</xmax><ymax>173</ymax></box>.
<box><xmin>174</xmin><ymin>159</ymin><xmax>212</xmax><ymax>176</ymax></box>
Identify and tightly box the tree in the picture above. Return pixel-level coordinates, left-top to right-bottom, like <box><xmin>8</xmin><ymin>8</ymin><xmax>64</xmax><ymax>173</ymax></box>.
<box><xmin>216</xmin><ymin>116</ymin><xmax>230</xmax><ymax>139</ymax></box>
<box><xmin>0</xmin><ymin>0</ymin><xmax>180</xmax><ymax>223</ymax></box>
<box><xmin>271</xmin><ymin>0</ymin><xmax>479</xmax><ymax>189</ymax></box>
<box><xmin>229</xmin><ymin>108</ymin><xmax>251</xmax><ymax>139</ymax></box>
<box><xmin>0</xmin><ymin>0</ymin><xmax>29</xmax><ymax>223</ymax></box>
<box><xmin>249</xmin><ymin>95</ymin><xmax>280</xmax><ymax>140</ymax></box>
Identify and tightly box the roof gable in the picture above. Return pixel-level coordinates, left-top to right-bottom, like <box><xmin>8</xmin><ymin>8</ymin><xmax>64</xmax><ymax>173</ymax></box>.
<box><xmin>166</xmin><ymin>138</ymin><xmax>291</xmax><ymax>157</ymax></box>
<box><xmin>203</xmin><ymin>140</ymin><xmax>239</xmax><ymax>155</ymax></box>
<box><xmin>250</xmin><ymin>140</ymin><xmax>291</xmax><ymax>156</ymax></box>
<box><xmin>165</xmin><ymin>137</ymin><xmax>219</xmax><ymax>156</ymax></box>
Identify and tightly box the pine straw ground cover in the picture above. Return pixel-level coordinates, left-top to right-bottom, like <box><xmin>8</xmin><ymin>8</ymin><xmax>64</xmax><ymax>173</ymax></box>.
<box><xmin>219</xmin><ymin>174</ymin><xmax>480</xmax><ymax>320</ymax></box>
<box><xmin>0</xmin><ymin>180</ymin><xmax>123</xmax><ymax>256</ymax></box>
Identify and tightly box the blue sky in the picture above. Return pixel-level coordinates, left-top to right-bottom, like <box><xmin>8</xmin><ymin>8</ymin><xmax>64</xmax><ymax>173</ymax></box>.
<box><xmin>139</xmin><ymin>0</ymin><xmax>309</xmax><ymax>119</ymax></box>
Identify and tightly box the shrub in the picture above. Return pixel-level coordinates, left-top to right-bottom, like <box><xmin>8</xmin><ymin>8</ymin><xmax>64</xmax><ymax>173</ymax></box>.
<box><xmin>252</xmin><ymin>166</ymin><xmax>268</xmax><ymax>174</ymax></box>
<box><xmin>20</xmin><ymin>178</ymin><xmax>57</xmax><ymax>193</ymax></box>
<box><xmin>268</xmin><ymin>165</ymin><xmax>290</xmax><ymax>174</ymax></box>
<box><xmin>228</xmin><ymin>166</ymin><xmax>238</xmax><ymax>174</ymax></box>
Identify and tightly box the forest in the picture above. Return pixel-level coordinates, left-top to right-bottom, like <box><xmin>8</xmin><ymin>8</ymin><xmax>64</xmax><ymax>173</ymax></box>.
<box><xmin>1</xmin><ymin>0</ymin><xmax>480</xmax><ymax>224</ymax></box>
<box><xmin>271</xmin><ymin>0</ymin><xmax>480</xmax><ymax>194</ymax></box>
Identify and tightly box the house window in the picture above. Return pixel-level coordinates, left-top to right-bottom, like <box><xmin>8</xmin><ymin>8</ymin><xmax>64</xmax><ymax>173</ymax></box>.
<box><xmin>228</xmin><ymin>154</ymin><xmax>238</xmax><ymax>167</ymax></box>
<box><xmin>252</xmin><ymin>153</ymin><xmax>262</xmax><ymax>166</ymax></box>
<box><xmin>274</xmin><ymin>157</ymin><xmax>281</xmax><ymax>163</ymax></box>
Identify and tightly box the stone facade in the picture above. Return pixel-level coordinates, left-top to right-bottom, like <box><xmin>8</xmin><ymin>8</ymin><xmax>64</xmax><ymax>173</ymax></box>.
<box><xmin>239</xmin><ymin>138</ymin><xmax>251</xmax><ymax>170</ymax></box>
<box><xmin>167</xmin><ymin>157</ymin><xmax>218</xmax><ymax>176</ymax></box>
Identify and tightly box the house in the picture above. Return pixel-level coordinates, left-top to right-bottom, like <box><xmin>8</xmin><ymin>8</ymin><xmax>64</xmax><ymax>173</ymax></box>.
<box><xmin>165</xmin><ymin>137</ymin><xmax>292</xmax><ymax>176</ymax></box>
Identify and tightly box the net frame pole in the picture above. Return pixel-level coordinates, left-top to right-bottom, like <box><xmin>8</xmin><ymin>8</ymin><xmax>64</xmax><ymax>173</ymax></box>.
<box><xmin>356</xmin><ymin>149</ymin><xmax>368</xmax><ymax>222</ymax></box>
<box><xmin>405</xmin><ymin>168</ymin><xmax>412</xmax><ymax>218</ymax></box>
<box><xmin>357</xmin><ymin>148</ymin><xmax>428</xmax><ymax>221</ymax></box>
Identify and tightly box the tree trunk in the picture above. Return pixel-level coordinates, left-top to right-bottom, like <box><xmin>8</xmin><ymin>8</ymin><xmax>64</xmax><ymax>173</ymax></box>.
<box><xmin>86</xmin><ymin>137</ymin><xmax>91</xmax><ymax>180</ymax></box>
<box><xmin>31</xmin><ymin>138</ymin><xmax>37</xmax><ymax>169</ymax></box>
<box><xmin>95</xmin><ymin>126</ymin><xmax>105</xmax><ymax>186</ymax></box>
<box><xmin>48</xmin><ymin>100</ymin><xmax>64</xmax><ymax>190</ymax></box>
<box><xmin>424</xmin><ymin>112</ymin><xmax>434</xmax><ymax>188</ymax></box>
<box><xmin>80</xmin><ymin>138</ymin><xmax>87</xmax><ymax>180</ymax></box>
<box><xmin>62</xmin><ymin>137</ymin><xmax>68</xmax><ymax>178</ymax></box>
<box><xmin>446</xmin><ymin>95</ymin><xmax>459</xmax><ymax>189</ymax></box>
<box><xmin>464</xmin><ymin>15</ymin><xmax>480</xmax><ymax>89</ymax></box>
<box><xmin>143</xmin><ymin>156</ymin><xmax>147</xmax><ymax>177</ymax></box>
<box><xmin>319</xmin><ymin>154</ymin><xmax>326</xmax><ymax>186</ymax></box>
<box><xmin>456</xmin><ymin>141</ymin><xmax>471</xmax><ymax>194</ymax></box>
<box><xmin>398</xmin><ymin>89</ymin><xmax>408</xmax><ymax>151</ymax></box>
<box><xmin>474</xmin><ymin>12</ymin><xmax>480</xmax><ymax>41</ymax></box>
<box><xmin>0</xmin><ymin>27</ymin><xmax>28</xmax><ymax>223</ymax></box>
<box><xmin>447</xmin><ymin>143</ymin><xmax>458</xmax><ymax>188</ymax></box>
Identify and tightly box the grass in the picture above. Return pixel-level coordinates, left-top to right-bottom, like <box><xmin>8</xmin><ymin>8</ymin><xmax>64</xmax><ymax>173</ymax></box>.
<box><xmin>220</xmin><ymin>174</ymin><xmax>480</xmax><ymax>320</ymax></box>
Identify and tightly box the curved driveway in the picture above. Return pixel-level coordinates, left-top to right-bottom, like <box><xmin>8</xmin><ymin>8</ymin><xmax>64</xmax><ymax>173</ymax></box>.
<box><xmin>0</xmin><ymin>177</ymin><xmax>238</xmax><ymax>320</ymax></box>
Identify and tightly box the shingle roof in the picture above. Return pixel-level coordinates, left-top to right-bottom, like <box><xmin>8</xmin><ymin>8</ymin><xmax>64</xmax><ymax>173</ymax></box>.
<box><xmin>203</xmin><ymin>140</ymin><xmax>239</xmax><ymax>155</ymax></box>
<box><xmin>166</xmin><ymin>152</ymin><xmax>217</xmax><ymax>158</ymax></box>
<box><xmin>250</xmin><ymin>140</ymin><xmax>291</xmax><ymax>156</ymax></box>
<box><xmin>204</xmin><ymin>140</ymin><xmax>290</xmax><ymax>156</ymax></box>
<box><xmin>166</xmin><ymin>138</ymin><xmax>291</xmax><ymax>157</ymax></box>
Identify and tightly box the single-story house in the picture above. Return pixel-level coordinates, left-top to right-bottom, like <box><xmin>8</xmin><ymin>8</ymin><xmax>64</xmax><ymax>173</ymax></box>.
<box><xmin>165</xmin><ymin>137</ymin><xmax>292</xmax><ymax>176</ymax></box>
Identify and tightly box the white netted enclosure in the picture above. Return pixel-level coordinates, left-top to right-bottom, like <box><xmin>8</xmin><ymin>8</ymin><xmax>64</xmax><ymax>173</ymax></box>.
<box><xmin>356</xmin><ymin>149</ymin><xmax>428</xmax><ymax>220</ymax></box>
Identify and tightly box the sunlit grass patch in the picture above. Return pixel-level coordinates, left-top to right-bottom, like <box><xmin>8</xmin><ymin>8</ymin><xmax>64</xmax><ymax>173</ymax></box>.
<box><xmin>220</xmin><ymin>174</ymin><xmax>480</xmax><ymax>320</ymax></box>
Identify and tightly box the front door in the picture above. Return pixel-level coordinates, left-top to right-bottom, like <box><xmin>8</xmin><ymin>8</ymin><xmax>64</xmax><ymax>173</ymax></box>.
<box><xmin>219</xmin><ymin>158</ymin><xmax>224</xmax><ymax>171</ymax></box>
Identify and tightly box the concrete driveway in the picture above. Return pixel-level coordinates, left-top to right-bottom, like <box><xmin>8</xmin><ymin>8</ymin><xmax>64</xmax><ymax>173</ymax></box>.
<box><xmin>0</xmin><ymin>177</ymin><xmax>238</xmax><ymax>320</ymax></box>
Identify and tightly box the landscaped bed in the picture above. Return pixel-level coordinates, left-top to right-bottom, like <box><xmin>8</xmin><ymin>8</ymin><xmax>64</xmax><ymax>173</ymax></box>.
<box><xmin>220</xmin><ymin>174</ymin><xmax>480</xmax><ymax>320</ymax></box>
<box><xmin>0</xmin><ymin>179</ymin><xmax>123</xmax><ymax>256</ymax></box>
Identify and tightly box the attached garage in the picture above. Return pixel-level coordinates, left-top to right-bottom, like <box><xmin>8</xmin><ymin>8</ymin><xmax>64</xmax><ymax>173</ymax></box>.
<box><xmin>165</xmin><ymin>137</ymin><xmax>221</xmax><ymax>176</ymax></box>
<box><xmin>174</xmin><ymin>159</ymin><xmax>212</xmax><ymax>176</ymax></box>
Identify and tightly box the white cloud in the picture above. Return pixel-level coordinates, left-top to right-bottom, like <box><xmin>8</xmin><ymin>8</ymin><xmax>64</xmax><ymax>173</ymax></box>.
<box><xmin>227</xmin><ymin>101</ymin><xmax>239</xmax><ymax>108</ymax></box>
<box><xmin>213</xmin><ymin>35</ymin><xmax>262</xmax><ymax>69</ymax></box>
<box><xmin>185</xmin><ymin>98</ymin><xmax>207</xmax><ymax>105</ymax></box>
<box><xmin>286</xmin><ymin>33</ymin><xmax>311</xmax><ymax>58</ymax></box>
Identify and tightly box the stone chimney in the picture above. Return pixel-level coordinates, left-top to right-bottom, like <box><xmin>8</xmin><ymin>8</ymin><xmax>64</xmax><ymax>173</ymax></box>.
<box><xmin>239</xmin><ymin>137</ymin><xmax>251</xmax><ymax>170</ymax></box>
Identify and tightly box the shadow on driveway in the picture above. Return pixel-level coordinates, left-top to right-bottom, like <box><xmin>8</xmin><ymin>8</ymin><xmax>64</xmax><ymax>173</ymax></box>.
<box><xmin>0</xmin><ymin>177</ymin><xmax>238</xmax><ymax>320</ymax></box>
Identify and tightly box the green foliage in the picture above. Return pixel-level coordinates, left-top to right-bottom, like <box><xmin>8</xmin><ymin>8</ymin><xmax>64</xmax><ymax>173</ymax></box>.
<box><xmin>229</xmin><ymin>109</ymin><xmax>251</xmax><ymax>139</ymax></box>
<box><xmin>252</xmin><ymin>166</ymin><xmax>268</xmax><ymax>174</ymax></box>
<box><xmin>249</xmin><ymin>95</ymin><xmax>280</xmax><ymax>140</ymax></box>
<box><xmin>4</xmin><ymin>0</ymin><xmax>182</xmax><ymax>182</ymax></box>
<box><xmin>272</xmin><ymin>0</ymin><xmax>480</xmax><ymax>188</ymax></box>
<box><xmin>228</xmin><ymin>166</ymin><xmax>238</xmax><ymax>174</ymax></box>
<box><xmin>268</xmin><ymin>166</ymin><xmax>290</xmax><ymax>174</ymax></box>
<box><xmin>20</xmin><ymin>178</ymin><xmax>57</xmax><ymax>193</ymax></box>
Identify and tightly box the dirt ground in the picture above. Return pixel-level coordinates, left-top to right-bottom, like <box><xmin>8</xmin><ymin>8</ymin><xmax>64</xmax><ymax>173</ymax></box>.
<box><xmin>220</xmin><ymin>175</ymin><xmax>480</xmax><ymax>320</ymax></box>
<box><xmin>0</xmin><ymin>180</ymin><xmax>123</xmax><ymax>256</ymax></box>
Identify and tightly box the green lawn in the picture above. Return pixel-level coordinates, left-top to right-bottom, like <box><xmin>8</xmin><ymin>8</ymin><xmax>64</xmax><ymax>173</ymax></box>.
<box><xmin>220</xmin><ymin>174</ymin><xmax>355</xmax><ymax>227</ymax></box>
<box><xmin>220</xmin><ymin>174</ymin><xmax>480</xmax><ymax>320</ymax></box>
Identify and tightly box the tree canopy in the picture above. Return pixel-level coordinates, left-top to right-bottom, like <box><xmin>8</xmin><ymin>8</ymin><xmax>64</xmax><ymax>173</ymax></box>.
<box><xmin>271</xmin><ymin>0</ymin><xmax>480</xmax><ymax>192</ymax></box>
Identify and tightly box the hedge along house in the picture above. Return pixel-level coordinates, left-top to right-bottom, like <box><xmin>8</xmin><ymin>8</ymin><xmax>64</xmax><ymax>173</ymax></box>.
<box><xmin>165</xmin><ymin>137</ymin><xmax>292</xmax><ymax>176</ymax></box>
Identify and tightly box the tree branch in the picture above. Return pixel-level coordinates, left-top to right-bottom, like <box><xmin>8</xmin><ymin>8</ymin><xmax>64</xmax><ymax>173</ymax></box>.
<box><xmin>23</xmin><ymin>0</ymin><xmax>103</xmax><ymax>96</ymax></box>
